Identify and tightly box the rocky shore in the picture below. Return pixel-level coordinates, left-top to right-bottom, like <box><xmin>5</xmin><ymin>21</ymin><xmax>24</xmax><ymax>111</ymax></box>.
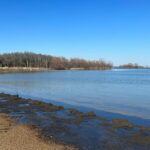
<box><xmin>0</xmin><ymin>93</ymin><xmax>150</xmax><ymax>150</ymax></box>
<box><xmin>0</xmin><ymin>113</ymin><xmax>77</xmax><ymax>150</ymax></box>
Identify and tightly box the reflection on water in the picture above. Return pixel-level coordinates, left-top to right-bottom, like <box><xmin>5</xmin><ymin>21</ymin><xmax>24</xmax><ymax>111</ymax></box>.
<box><xmin>0</xmin><ymin>69</ymin><xmax>150</xmax><ymax>119</ymax></box>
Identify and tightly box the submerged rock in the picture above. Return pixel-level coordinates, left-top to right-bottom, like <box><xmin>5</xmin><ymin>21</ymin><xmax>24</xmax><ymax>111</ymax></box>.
<box><xmin>68</xmin><ymin>109</ymin><xmax>96</xmax><ymax>118</ymax></box>
<box><xmin>84</xmin><ymin>112</ymin><xmax>96</xmax><ymax>118</ymax></box>
<box><xmin>29</xmin><ymin>100</ymin><xmax>64</xmax><ymax>112</ymax></box>
<box><xmin>112</xmin><ymin>119</ymin><xmax>133</xmax><ymax>129</ymax></box>
<box><xmin>68</xmin><ymin>108</ymin><xmax>96</xmax><ymax>125</ymax></box>
<box><xmin>128</xmin><ymin>133</ymin><xmax>150</xmax><ymax>146</ymax></box>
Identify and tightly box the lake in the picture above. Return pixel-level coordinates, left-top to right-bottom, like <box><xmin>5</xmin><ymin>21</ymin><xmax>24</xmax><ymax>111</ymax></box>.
<box><xmin>0</xmin><ymin>69</ymin><xmax>150</xmax><ymax>120</ymax></box>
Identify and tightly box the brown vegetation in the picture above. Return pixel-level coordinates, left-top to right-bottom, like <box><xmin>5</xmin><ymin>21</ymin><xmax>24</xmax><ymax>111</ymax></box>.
<box><xmin>119</xmin><ymin>63</ymin><xmax>144</xmax><ymax>69</ymax></box>
<box><xmin>0</xmin><ymin>52</ymin><xmax>113</xmax><ymax>70</ymax></box>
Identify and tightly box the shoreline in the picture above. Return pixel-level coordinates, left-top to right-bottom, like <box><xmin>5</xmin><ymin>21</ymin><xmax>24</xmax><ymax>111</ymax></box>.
<box><xmin>0</xmin><ymin>92</ymin><xmax>150</xmax><ymax>149</ymax></box>
<box><xmin>0</xmin><ymin>67</ymin><xmax>49</xmax><ymax>73</ymax></box>
<box><xmin>0</xmin><ymin>67</ymin><xmax>112</xmax><ymax>73</ymax></box>
<box><xmin>0</xmin><ymin>67</ymin><xmax>149</xmax><ymax>74</ymax></box>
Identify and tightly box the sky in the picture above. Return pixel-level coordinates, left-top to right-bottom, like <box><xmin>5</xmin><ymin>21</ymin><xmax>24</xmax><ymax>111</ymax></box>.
<box><xmin>0</xmin><ymin>0</ymin><xmax>150</xmax><ymax>66</ymax></box>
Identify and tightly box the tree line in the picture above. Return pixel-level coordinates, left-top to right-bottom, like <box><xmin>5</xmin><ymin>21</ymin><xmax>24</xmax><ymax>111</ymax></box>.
<box><xmin>0</xmin><ymin>52</ymin><xmax>113</xmax><ymax>70</ymax></box>
<box><xmin>119</xmin><ymin>63</ymin><xmax>144</xmax><ymax>69</ymax></box>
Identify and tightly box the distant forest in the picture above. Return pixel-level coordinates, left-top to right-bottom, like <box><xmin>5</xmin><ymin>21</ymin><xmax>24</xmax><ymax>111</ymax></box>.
<box><xmin>119</xmin><ymin>63</ymin><xmax>144</xmax><ymax>69</ymax></box>
<box><xmin>0</xmin><ymin>52</ymin><xmax>113</xmax><ymax>70</ymax></box>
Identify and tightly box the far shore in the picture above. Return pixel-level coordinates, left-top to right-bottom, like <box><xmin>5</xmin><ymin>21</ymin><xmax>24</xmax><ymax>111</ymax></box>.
<box><xmin>0</xmin><ymin>67</ymin><xmax>112</xmax><ymax>73</ymax></box>
<box><xmin>0</xmin><ymin>67</ymin><xmax>49</xmax><ymax>73</ymax></box>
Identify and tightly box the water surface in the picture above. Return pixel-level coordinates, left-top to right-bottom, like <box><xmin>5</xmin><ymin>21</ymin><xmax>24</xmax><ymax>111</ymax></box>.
<box><xmin>0</xmin><ymin>69</ymin><xmax>150</xmax><ymax>120</ymax></box>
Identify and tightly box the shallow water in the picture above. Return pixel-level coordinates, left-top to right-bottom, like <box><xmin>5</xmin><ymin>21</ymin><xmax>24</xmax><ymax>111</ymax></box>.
<box><xmin>0</xmin><ymin>94</ymin><xmax>150</xmax><ymax>150</ymax></box>
<box><xmin>0</xmin><ymin>69</ymin><xmax>150</xmax><ymax>120</ymax></box>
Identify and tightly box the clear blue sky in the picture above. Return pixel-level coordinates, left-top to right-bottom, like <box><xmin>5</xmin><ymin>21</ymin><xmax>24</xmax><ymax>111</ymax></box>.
<box><xmin>0</xmin><ymin>0</ymin><xmax>150</xmax><ymax>65</ymax></box>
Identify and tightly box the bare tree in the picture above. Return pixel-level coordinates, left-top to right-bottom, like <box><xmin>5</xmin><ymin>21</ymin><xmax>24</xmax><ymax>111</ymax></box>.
<box><xmin>0</xmin><ymin>52</ymin><xmax>113</xmax><ymax>70</ymax></box>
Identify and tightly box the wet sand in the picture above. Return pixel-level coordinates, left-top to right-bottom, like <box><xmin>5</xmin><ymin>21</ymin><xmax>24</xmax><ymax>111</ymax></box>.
<box><xmin>0</xmin><ymin>113</ymin><xmax>77</xmax><ymax>150</ymax></box>
<box><xmin>0</xmin><ymin>93</ymin><xmax>150</xmax><ymax>150</ymax></box>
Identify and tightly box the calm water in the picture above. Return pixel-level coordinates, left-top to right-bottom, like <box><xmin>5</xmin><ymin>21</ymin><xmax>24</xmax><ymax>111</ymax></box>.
<box><xmin>0</xmin><ymin>69</ymin><xmax>150</xmax><ymax>120</ymax></box>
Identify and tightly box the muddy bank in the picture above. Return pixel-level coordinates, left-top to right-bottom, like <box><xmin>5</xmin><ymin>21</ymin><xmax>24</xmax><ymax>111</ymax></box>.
<box><xmin>0</xmin><ymin>93</ymin><xmax>150</xmax><ymax>150</ymax></box>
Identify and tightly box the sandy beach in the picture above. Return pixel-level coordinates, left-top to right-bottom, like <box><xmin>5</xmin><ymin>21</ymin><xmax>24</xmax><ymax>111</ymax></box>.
<box><xmin>0</xmin><ymin>113</ymin><xmax>77</xmax><ymax>150</ymax></box>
